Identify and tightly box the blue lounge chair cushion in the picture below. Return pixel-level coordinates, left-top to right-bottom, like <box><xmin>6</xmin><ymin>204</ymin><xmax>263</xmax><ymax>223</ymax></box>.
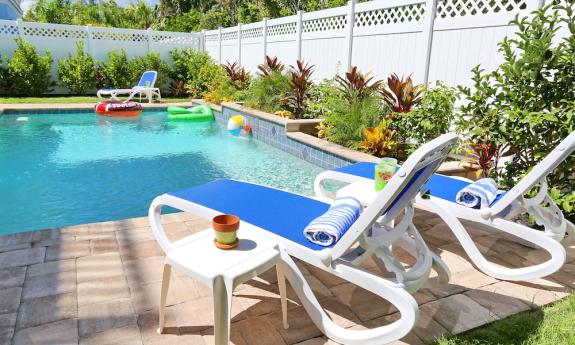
<box><xmin>137</xmin><ymin>71</ymin><xmax>157</xmax><ymax>87</ymax></box>
<box><xmin>335</xmin><ymin>162</ymin><xmax>507</xmax><ymax>206</ymax></box>
<box><xmin>168</xmin><ymin>179</ymin><xmax>332</xmax><ymax>251</ymax></box>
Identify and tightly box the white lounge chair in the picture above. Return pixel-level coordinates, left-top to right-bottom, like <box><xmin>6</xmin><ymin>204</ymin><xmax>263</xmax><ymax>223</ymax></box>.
<box><xmin>149</xmin><ymin>133</ymin><xmax>458</xmax><ymax>345</ymax></box>
<box><xmin>314</xmin><ymin>131</ymin><xmax>575</xmax><ymax>282</ymax></box>
<box><xmin>97</xmin><ymin>70</ymin><xmax>161</xmax><ymax>103</ymax></box>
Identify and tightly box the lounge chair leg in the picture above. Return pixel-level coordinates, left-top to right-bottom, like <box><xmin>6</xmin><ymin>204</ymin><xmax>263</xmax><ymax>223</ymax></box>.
<box><xmin>213</xmin><ymin>277</ymin><xmax>233</xmax><ymax>345</ymax></box>
<box><xmin>158</xmin><ymin>263</ymin><xmax>172</xmax><ymax>334</ymax></box>
<box><xmin>276</xmin><ymin>264</ymin><xmax>289</xmax><ymax>329</ymax></box>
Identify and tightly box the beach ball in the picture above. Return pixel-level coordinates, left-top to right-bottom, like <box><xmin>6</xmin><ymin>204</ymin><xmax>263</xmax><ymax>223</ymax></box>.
<box><xmin>227</xmin><ymin>115</ymin><xmax>244</xmax><ymax>136</ymax></box>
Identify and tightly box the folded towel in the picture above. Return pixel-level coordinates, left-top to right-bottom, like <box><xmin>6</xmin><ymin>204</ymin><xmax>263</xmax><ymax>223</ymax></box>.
<box><xmin>304</xmin><ymin>196</ymin><xmax>362</xmax><ymax>247</ymax></box>
<box><xmin>456</xmin><ymin>178</ymin><xmax>502</xmax><ymax>209</ymax></box>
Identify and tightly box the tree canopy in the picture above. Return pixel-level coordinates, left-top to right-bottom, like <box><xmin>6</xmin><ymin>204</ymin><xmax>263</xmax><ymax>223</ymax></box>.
<box><xmin>24</xmin><ymin>0</ymin><xmax>350</xmax><ymax>32</ymax></box>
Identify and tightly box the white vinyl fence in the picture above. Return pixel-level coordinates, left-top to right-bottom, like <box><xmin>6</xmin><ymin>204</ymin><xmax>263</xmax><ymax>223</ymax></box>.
<box><xmin>204</xmin><ymin>0</ymin><xmax>548</xmax><ymax>87</ymax></box>
<box><xmin>0</xmin><ymin>19</ymin><xmax>201</xmax><ymax>92</ymax></box>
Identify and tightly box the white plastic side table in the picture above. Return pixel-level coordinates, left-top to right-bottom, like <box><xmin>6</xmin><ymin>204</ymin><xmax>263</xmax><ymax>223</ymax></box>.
<box><xmin>157</xmin><ymin>229</ymin><xmax>289</xmax><ymax>345</ymax></box>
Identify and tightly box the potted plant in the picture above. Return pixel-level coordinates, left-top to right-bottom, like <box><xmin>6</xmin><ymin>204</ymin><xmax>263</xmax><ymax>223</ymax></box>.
<box><xmin>212</xmin><ymin>214</ymin><xmax>240</xmax><ymax>249</ymax></box>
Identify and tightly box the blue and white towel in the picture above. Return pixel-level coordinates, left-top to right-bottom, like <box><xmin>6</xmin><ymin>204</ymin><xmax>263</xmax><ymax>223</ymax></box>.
<box><xmin>456</xmin><ymin>178</ymin><xmax>502</xmax><ymax>209</ymax></box>
<box><xmin>304</xmin><ymin>196</ymin><xmax>363</xmax><ymax>247</ymax></box>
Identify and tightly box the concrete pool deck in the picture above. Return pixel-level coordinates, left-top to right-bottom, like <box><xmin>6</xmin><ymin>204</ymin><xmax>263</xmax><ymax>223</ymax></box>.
<box><xmin>0</xmin><ymin>210</ymin><xmax>573</xmax><ymax>345</ymax></box>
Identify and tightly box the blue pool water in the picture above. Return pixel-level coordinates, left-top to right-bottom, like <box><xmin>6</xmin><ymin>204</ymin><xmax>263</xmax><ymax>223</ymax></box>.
<box><xmin>0</xmin><ymin>110</ymin><xmax>324</xmax><ymax>234</ymax></box>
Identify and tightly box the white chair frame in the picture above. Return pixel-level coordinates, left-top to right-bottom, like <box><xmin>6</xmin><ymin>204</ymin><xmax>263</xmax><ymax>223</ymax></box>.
<box><xmin>314</xmin><ymin>131</ymin><xmax>575</xmax><ymax>281</ymax></box>
<box><xmin>149</xmin><ymin>133</ymin><xmax>458</xmax><ymax>345</ymax></box>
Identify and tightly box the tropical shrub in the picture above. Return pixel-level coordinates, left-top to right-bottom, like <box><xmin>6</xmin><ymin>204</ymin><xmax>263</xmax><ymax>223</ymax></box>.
<box><xmin>381</xmin><ymin>73</ymin><xmax>423</xmax><ymax>116</ymax></box>
<box><xmin>223</xmin><ymin>61</ymin><xmax>250</xmax><ymax>90</ymax></box>
<box><xmin>105</xmin><ymin>50</ymin><xmax>132</xmax><ymax>88</ymax></box>
<box><xmin>95</xmin><ymin>63</ymin><xmax>107</xmax><ymax>90</ymax></box>
<box><xmin>336</xmin><ymin>66</ymin><xmax>383</xmax><ymax>102</ymax></box>
<box><xmin>58</xmin><ymin>41</ymin><xmax>95</xmax><ymax>95</ymax></box>
<box><xmin>394</xmin><ymin>82</ymin><xmax>458</xmax><ymax>152</ymax></box>
<box><xmin>0</xmin><ymin>55</ymin><xmax>10</xmax><ymax>94</ymax></box>
<box><xmin>458</xmin><ymin>3</ymin><xmax>575</xmax><ymax>220</ymax></box>
<box><xmin>306</xmin><ymin>77</ymin><xmax>341</xmax><ymax>119</ymax></box>
<box><xmin>285</xmin><ymin>60</ymin><xmax>315</xmax><ymax>119</ymax></box>
<box><xmin>322</xmin><ymin>67</ymin><xmax>383</xmax><ymax>145</ymax></box>
<box><xmin>7</xmin><ymin>38</ymin><xmax>54</xmax><ymax>96</ymax></box>
<box><xmin>359</xmin><ymin>120</ymin><xmax>396</xmax><ymax>157</ymax></box>
<box><xmin>257</xmin><ymin>56</ymin><xmax>284</xmax><ymax>76</ymax></box>
<box><xmin>129</xmin><ymin>52</ymin><xmax>170</xmax><ymax>92</ymax></box>
<box><xmin>169</xmin><ymin>49</ymin><xmax>222</xmax><ymax>97</ymax></box>
<box><xmin>245</xmin><ymin>57</ymin><xmax>291</xmax><ymax>113</ymax></box>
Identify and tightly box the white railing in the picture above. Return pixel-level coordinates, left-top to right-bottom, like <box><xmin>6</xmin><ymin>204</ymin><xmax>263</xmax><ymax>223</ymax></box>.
<box><xmin>204</xmin><ymin>0</ymin><xmax>545</xmax><ymax>87</ymax></box>
<box><xmin>0</xmin><ymin>19</ymin><xmax>201</xmax><ymax>91</ymax></box>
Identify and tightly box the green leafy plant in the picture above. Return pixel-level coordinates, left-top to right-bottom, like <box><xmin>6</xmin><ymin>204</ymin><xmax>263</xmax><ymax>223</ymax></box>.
<box><xmin>0</xmin><ymin>55</ymin><xmax>11</xmax><ymax>94</ymax></box>
<box><xmin>129</xmin><ymin>52</ymin><xmax>170</xmax><ymax>92</ymax></box>
<box><xmin>7</xmin><ymin>38</ymin><xmax>54</xmax><ymax>96</ymax></box>
<box><xmin>336</xmin><ymin>66</ymin><xmax>383</xmax><ymax>102</ymax></box>
<box><xmin>359</xmin><ymin>120</ymin><xmax>396</xmax><ymax>157</ymax></box>
<box><xmin>285</xmin><ymin>60</ymin><xmax>315</xmax><ymax>119</ymax></box>
<box><xmin>244</xmin><ymin>70</ymin><xmax>291</xmax><ymax>113</ymax></box>
<box><xmin>306</xmin><ymin>77</ymin><xmax>341</xmax><ymax>119</ymax></box>
<box><xmin>394</xmin><ymin>82</ymin><xmax>458</xmax><ymax>152</ymax></box>
<box><xmin>57</xmin><ymin>41</ymin><xmax>95</xmax><ymax>95</ymax></box>
<box><xmin>257</xmin><ymin>55</ymin><xmax>284</xmax><ymax>76</ymax></box>
<box><xmin>380</xmin><ymin>73</ymin><xmax>423</xmax><ymax>115</ymax></box>
<box><xmin>322</xmin><ymin>90</ymin><xmax>382</xmax><ymax>146</ymax></box>
<box><xmin>95</xmin><ymin>63</ymin><xmax>107</xmax><ymax>90</ymax></box>
<box><xmin>169</xmin><ymin>49</ymin><xmax>222</xmax><ymax>97</ymax></box>
<box><xmin>105</xmin><ymin>50</ymin><xmax>131</xmax><ymax>88</ymax></box>
<box><xmin>458</xmin><ymin>3</ymin><xmax>575</xmax><ymax>221</ymax></box>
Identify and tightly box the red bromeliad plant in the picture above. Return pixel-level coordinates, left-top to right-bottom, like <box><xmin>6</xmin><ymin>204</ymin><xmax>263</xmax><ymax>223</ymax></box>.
<box><xmin>464</xmin><ymin>141</ymin><xmax>511</xmax><ymax>178</ymax></box>
<box><xmin>381</xmin><ymin>73</ymin><xmax>424</xmax><ymax>114</ymax></box>
<box><xmin>336</xmin><ymin>66</ymin><xmax>383</xmax><ymax>102</ymax></box>
<box><xmin>223</xmin><ymin>61</ymin><xmax>249</xmax><ymax>89</ymax></box>
<box><xmin>285</xmin><ymin>60</ymin><xmax>315</xmax><ymax>119</ymax></box>
<box><xmin>257</xmin><ymin>56</ymin><xmax>285</xmax><ymax>76</ymax></box>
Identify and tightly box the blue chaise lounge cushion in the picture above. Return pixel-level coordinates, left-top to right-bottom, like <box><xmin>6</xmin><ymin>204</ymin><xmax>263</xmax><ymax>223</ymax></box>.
<box><xmin>168</xmin><ymin>179</ymin><xmax>332</xmax><ymax>251</ymax></box>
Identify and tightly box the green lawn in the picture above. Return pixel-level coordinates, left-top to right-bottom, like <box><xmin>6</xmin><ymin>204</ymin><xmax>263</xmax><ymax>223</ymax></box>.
<box><xmin>0</xmin><ymin>96</ymin><xmax>193</xmax><ymax>104</ymax></box>
<box><xmin>435</xmin><ymin>294</ymin><xmax>575</xmax><ymax>345</ymax></box>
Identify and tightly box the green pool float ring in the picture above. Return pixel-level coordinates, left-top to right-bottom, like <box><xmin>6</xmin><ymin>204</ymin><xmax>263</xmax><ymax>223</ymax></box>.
<box><xmin>167</xmin><ymin>104</ymin><xmax>214</xmax><ymax>122</ymax></box>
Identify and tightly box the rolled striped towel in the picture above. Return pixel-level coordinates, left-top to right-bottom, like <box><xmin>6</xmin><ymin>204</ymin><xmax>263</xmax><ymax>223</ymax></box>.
<box><xmin>304</xmin><ymin>196</ymin><xmax>363</xmax><ymax>247</ymax></box>
<box><xmin>456</xmin><ymin>178</ymin><xmax>502</xmax><ymax>209</ymax></box>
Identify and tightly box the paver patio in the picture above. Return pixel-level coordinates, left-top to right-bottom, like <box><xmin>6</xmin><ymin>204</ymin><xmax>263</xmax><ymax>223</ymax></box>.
<box><xmin>0</xmin><ymin>209</ymin><xmax>573</xmax><ymax>345</ymax></box>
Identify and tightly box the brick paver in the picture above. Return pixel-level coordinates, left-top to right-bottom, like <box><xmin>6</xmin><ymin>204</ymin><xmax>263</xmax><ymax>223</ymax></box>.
<box><xmin>0</xmin><ymin>211</ymin><xmax>572</xmax><ymax>344</ymax></box>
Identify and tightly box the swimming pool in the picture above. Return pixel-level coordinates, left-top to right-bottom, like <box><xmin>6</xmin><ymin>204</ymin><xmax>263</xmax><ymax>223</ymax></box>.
<box><xmin>0</xmin><ymin>110</ymin><xmax>324</xmax><ymax>234</ymax></box>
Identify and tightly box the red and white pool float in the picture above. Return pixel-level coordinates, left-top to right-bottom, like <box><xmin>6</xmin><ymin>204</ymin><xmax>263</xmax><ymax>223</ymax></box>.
<box><xmin>95</xmin><ymin>100</ymin><xmax>142</xmax><ymax>117</ymax></box>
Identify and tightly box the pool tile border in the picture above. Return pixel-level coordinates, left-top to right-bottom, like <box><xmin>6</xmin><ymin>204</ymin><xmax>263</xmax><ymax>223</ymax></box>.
<box><xmin>214</xmin><ymin>104</ymin><xmax>372</xmax><ymax>170</ymax></box>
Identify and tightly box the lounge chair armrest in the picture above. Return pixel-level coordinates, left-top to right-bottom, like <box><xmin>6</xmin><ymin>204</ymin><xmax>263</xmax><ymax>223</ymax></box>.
<box><xmin>148</xmin><ymin>196</ymin><xmax>175</xmax><ymax>253</ymax></box>
<box><xmin>314</xmin><ymin>170</ymin><xmax>370</xmax><ymax>201</ymax></box>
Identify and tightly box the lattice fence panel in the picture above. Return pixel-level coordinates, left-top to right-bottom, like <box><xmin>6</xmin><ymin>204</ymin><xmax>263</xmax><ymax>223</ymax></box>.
<box><xmin>355</xmin><ymin>3</ymin><xmax>425</xmax><ymax>27</ymax></box>
<box><xmin>205</xmin><ymin>33</ymin><xmax>219</xmax><ymax>42</ymax></box>
<box><xmin>303</xmin><ymin>15</ymin><xmax>347</xmax><ymax>33</ymax></box>
<box><xmin>437</xmin><ymin>0</ymin><xmax>527</xmax><ymax>18</ymax></box>
<box><xmin>152</xmin><ymin>33</ymin><xmax>199</xmax><ymax>46</ymax></box>
<box><xmin>21</xmin><ymin>25</ymin><xmax>87</xmax><ymax>39</ymax></box>
<box><xmin>221</xmin><ymin>31</ymin><xmax>238</xmax><ymax>41</ymax></box>
<box><xmin>241</xmin><ymin>27</ymin><xmax>263</xmax><ymax>39</ymax></box>
<box><xmin>92</xmin><ymin>30</ymin><xmax>147</xmax><ymax>42</ymax></box>
<box><xmin>0</xmin><ymin>22</ymin><xmax>18</xmax><ymax>35</ymax></box>
<box><xmin>268</xmin><ymin>22</ymin><xmax>297</xmax><ymax>36</ymax></box>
